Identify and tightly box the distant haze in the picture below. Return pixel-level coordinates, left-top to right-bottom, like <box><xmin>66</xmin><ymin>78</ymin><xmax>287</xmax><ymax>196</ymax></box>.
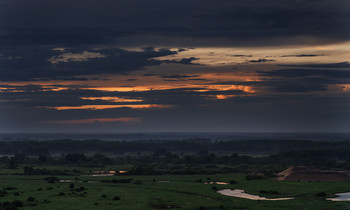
<box><xmin>1</xmin><ymin>132</ymin><xmax>350</xmax><ymax>142</ymax></box>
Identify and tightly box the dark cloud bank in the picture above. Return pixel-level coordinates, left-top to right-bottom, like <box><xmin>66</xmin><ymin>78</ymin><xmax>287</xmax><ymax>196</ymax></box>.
<box><xmin>1</xmin><ymin>0</ymin><xmax>350</xmax><ymax>48</ymax></box>
<box><xmin>1</xmin><ymin>0</ymin><xmax>350</xmax><ymax>132</ymax></box>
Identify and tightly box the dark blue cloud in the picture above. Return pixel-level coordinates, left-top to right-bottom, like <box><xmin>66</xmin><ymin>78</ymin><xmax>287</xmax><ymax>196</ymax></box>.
<box><xmin>1</xmin><ymin>0</ymin><xmax>349</xmax><ymax>48</ymax></box>
<box><xmin>281</xmin><ymin>62</ymin><xmax>350</xmax><ymax>68</ymax></box>
<box><xmin>249</xmin><ymin>58</ymin><xmax>275</xmax><ymax>63</ymax></box>
<box><xmin>281</xmin><ymin>54</ymin><xmax>325</xmax><ymax>57</ymax></box>
<box><xmin>160</xmin><ymin>74</ymin><xmax>200</xmax><ymax>79</ymax></box>
<box><xmin>231</xmin><ymin>55</ymin><xmax>253</xmax><ymax>57</ymax></box>
<box><xmin>0</xmin><ymin>47</ymin><xmax>199</xmax><ymax>81</ymax></box>
<box><xmin>260</xmin><ymin>68</ymin><xmax>350</xmax><ymax>78</ymax></box>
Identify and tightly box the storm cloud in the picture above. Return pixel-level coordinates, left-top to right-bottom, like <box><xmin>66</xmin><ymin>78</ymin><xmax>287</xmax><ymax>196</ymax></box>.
<box><xmin>1</xmin><ymin>0</ymin><xmax>350</xmax><ymax>132</ymax></box>
<box><xmin>1</xmin><ymin>0</ymin><xmax>350</xmax><ymax>48</ymax></box>
<box><xmin>0</xmin><ymin>47</ymin><xmax>199</xmax><ymax>81</ymax></box>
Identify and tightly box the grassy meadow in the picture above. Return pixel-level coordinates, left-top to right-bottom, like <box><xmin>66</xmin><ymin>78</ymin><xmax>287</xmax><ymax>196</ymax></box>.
<box><xmin>1</xmin><ymin>168</ymin><xmax>350</xmax><ymax>209</ymax></box>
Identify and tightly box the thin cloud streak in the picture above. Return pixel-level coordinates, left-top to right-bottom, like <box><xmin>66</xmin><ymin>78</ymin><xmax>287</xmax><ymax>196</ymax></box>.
<box><xmin>46</xmin><ymin>117</ymin><xmax>141</xmax><ymax>124</ymax></box>
<box><xmin>39</xmin><ymin>104</ymin><xmax>173</xmax><ymax>110</ymax></box>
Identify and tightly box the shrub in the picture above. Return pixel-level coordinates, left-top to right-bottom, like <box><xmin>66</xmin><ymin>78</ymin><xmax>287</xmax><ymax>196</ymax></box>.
<box><xmin>0</xmin><ymin>190</ymin><xmax>7</xmax><ymax>197</ymax></box>
<box><xmin>245</xmin><ymin>174</ymin><xmax>264</xmax><ymax>180</ymax></box>
<box><xmin>229</xmin><ymin>180</ymin><xmax>237</xmax><ymax>184</ymax></box>
<box><xmin>259</xmin><ymin>190</ymin><xmax>280</xmax><ymax>195</ymax></box>
<box><xmin>27</xmin><ymin>197</ymin><xmax>35</xmax><ymax>202</ymax></box>
<box><xmin>2</xmin><ymin>201</ymin><xmax>10</xmax><ymax>207</ymax></box>
<box><xmin>133</xmin><ymin>180</ymin><xmax>142</xmax><ymax>185</ymax></box>
<box><xmin>44</xmin><ymin>176</ymin><xmax>59</xmax><ymax>184</ymax></box>
<box><xmin>4</xmin><ymin>205</ymin><xmax>17</xmax><ymax>210</ymax></box>
<box><xmin>112</xmin><ymin>196</ymin><xmax>120</xmax><ymax>200</ymax></box>
<box><xmin>316</xmin><ymin>192</ymin><xmax>327</xmax><ymax>197</ymax></box>
<box><xmin>75</xmin><ymin>187</ymin><xmax>86</xmax><ymax>192</ymax></box>
<box><xmin>11</xmin><ymin>200</ymin><xmax>23</xmax><ymax>207</ymax></box>
<box><xmin>269</xmin><ymin>190</ymin><xmax>279</xmax><ymax>195</ymax></box>
<box><xmin>102</xmin><ymin>179</ymin><xmax>133</xmax><ymax>184</ymax></box>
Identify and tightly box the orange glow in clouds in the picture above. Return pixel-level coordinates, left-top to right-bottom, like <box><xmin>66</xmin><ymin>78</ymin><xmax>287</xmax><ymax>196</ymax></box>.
<box><xmin>80</xmin><ymin>97</ymin><xmax>143</xmax><ymax>103</ymax></box>
<box><xmin>40</xmin><ymin>104</ymin><xmax>173</xmax><ymax>110</ymax></box>
<box><xmin>194</xmin><ymin>85</ymin><xmax>255</xmax><ymax>93</ymax></box>
<box><xmin>216</xmin><ymin>95</ymin><xmax>236</xmax><ymax>100</ymax></box>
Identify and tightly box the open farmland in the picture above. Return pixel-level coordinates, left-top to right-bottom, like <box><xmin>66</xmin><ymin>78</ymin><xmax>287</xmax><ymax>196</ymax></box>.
<box><xmin>1</xmin><ymin>169</ymin><xmax>350</xmax><ymax>210</ymax></box>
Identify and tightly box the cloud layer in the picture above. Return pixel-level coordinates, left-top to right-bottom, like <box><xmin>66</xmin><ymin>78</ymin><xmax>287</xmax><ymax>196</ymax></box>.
<box><xmin>1</xmin><ymin>0</ymin><xmax>350</xmax><ymax>132</ymax></box>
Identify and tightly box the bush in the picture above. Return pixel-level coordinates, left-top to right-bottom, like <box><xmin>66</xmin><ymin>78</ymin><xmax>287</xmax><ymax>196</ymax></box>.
<box><xmin>260</xmin><ymin>190</ymin><xmax>280</xmax><ymax>195</ymax></box>
<box><xmin>58</xmin><ymin>192</ymin><xmax>65</xmax><ymax>196</ymax></box>
<box><xmin>75</xmin><ymin>187</ymin><xmax>86</xmax><ymax>192</ymax></box>
<box><xmin>133</xmin><ymin>180</ymin><xmax>142</xmax><ymax>185</ymax></box>
<box><xmin>2</xmin><ymin>201</ymin><xmax>10</xmax><ymax>207</ymax></box>
<box><xmin>269</xmin><ymin>190</ymin><xmax>279</xmax><ymax>195</ymax></box>
<box><xmin>316</xmin><ymin>192</ymin><xmax>327</xmax><ymax>197</ymax></box>
<box><xmin>245</xmin><ymin>174</ymin><xmax>264</xmax><ymax>180</ymax></box>
<box><xmin>102</xmin><ymin>179</ymin><xmax>133</xmax><ymax>184</ymax></box>
<box><xmin>11</xmin><ymin>200</ymin><xmax>23</xmax><ymax>207</ymax></box>
<box><xmin>27</xmin><ymin>203</ymin><xmax>37</xmax><ymax>207</ymax></box>
<box><xmin>0</xmin><ymin>190</ymin><xmax>8</xmax><ymax>197</ymax></box>
<box><xmin>27</xmin><ymin>197</ymin><xmax>35</xmax><ymax>202</ymax></box>
<box><xmin>4</xmin><ymin>205</ymin><xmax>17</xmax><ymax>210</ymax></box>
<box><xmin>112</xmin><ymin>196</ymin><xmax>120</xmax><ymax>200</ymax></box>
<box><xmin>229</xmin><ymin>180</ymin><xmax>237</xmax><ymax>184</ymax></box>
<box><xmin>44</xmin><ymin>176</ymin><xmax>59</xmax><ymax>184</ymax></box>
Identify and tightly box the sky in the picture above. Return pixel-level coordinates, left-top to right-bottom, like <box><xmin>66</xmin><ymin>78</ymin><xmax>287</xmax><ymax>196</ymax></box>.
<box><xmin>0</xmin><ymin>0</ymin><xmax>350</xmax><ymax>133</ymax></box>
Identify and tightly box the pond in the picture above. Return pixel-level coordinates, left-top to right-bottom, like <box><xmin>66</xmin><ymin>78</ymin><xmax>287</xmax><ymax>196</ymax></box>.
<box><xmin>327</xmin><ymin>192</ymin><xmax>350</xmax><ymax>201</ymax></box>
<box><xmin>204</xmin><ymin>182</ymin><xmax>229</xmax><ymax>185</ymax></box>
<box><xmin>217</xmin><ymin>189</ymin><xmax>293</xmax><ymax>201</ymax></box>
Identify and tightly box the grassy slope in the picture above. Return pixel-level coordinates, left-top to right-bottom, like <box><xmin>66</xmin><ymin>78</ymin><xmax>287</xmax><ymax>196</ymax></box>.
<box><xmin>1</xmin><ymin>172</ymin><xmax>350</xmax><ymax>209</ymax></box>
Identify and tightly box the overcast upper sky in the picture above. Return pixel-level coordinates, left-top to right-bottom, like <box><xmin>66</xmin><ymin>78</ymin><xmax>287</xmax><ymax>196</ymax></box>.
<box><xmin>1</xmin><ymin>0</ymin><xmax>350</xmax><ymax>133</ymax></box>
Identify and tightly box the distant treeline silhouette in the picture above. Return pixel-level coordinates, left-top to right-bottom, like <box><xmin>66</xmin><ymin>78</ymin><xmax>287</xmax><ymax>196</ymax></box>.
<box><xmin>0</xmin><ymin>139</ymin><xmax>349</xmax><ymax>156</ymax></box>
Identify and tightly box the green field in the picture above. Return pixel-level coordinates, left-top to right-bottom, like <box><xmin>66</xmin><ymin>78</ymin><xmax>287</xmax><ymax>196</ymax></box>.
<box><xmin>1</xmin><ymin>169</ymin><xmax>350</xmax><ymax>210</ymax></box>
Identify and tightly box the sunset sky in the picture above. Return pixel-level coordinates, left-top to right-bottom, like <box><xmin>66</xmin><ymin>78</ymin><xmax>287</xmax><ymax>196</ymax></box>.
<box><xmin>1</xmin><ymin>0</ymin><xmax>350</xmax><ymax>132</ymax></box>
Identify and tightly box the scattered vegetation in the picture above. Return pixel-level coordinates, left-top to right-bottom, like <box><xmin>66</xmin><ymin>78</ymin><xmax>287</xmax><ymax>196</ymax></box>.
<box><xmin>0</xmin><ymin>138</ymin><xmax>349</xmax><ymax>209</ymax></box>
